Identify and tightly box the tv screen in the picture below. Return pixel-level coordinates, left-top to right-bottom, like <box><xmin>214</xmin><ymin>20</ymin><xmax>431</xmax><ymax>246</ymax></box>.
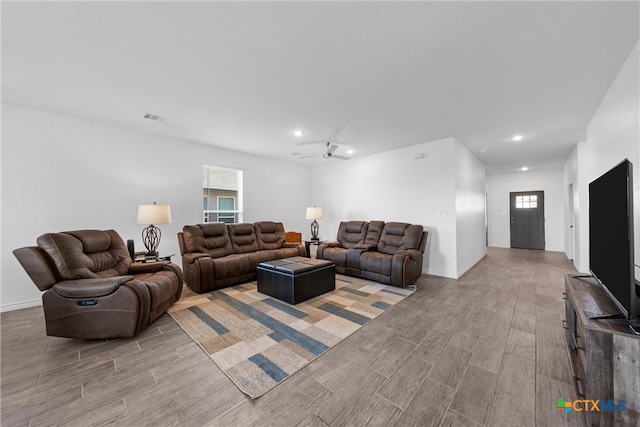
<box><xmin>589</xmin><ymin>159</ymin><xmax>636</xmax><ymax>321</ymax></box>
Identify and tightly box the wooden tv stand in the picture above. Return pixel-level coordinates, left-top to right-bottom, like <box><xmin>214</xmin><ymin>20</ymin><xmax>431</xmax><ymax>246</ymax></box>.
<box><xmin>563</xmin><ymin>274</ymin><xmax>640</xmax><ymax>427</ymax></box>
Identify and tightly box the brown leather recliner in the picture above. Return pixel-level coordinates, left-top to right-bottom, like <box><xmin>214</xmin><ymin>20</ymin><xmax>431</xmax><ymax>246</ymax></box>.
<box><xmin>315</xmin><ymin>221</ymin><xmax>370</xmax><ymax>276</ymax></box>
<box><xmin>13</xmin><ymin>229</ymin><xmax>183</xmax><ymax>339</ymax></box>
<box><xmin>317</xmin><ymin>221</ymin><xmax>428</xmax><ymax>287</ymax></box>
<box><xmin>359</xmin><ymin>222</ymin><xmax>427</xmax><ymax>287</ymax></box>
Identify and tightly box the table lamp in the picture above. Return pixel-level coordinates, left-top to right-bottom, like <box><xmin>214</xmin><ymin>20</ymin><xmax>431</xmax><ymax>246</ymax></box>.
<box><xmin>137</xmin><ymin>202</ymin><xmax>172</xmax><ymax>256</ymax></box>
<box><xmin>306</xmin><ymin>206</ymin><xmax>324</xmax><ymax>241</ymax></box>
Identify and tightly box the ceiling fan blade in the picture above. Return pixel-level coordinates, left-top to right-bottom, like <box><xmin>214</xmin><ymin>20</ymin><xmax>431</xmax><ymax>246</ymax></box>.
<box><xmin>295</xmin><ymin>139</ymin><xmax>328</xmax><ymax>146</ymax></box>
<box><xmin>327</xmin><ymin>144</ymin><xmax>338</xmax><ymax>154</ymax></box>
<box><xmin>298</xmin><ymin>154</ymin><xmax>319</xmax><ymax>159</ymax></box>
<box><xmin>331</xmin><ymin>154</ymin><xmax>350</xmax><ymax>160</ymax></box>
<box><xmin>328</xmin><ymin>124</ymin><xmax>345</xmax><ymax>142</ymax></box>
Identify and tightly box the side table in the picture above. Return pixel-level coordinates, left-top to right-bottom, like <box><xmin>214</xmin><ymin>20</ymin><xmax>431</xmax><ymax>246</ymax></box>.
<box><xmin>133</xmin><ymin>254</ymin><xmax>174</xmax><ymax>263</ymax></box>
<box><xmin>304</xmin><ymin>240</ymin><xmax>324</xmax><ymax>258</ymax></box>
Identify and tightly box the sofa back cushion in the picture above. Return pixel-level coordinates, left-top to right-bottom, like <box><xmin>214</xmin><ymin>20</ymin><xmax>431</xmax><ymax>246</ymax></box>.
<box><xmin>228</xmin><ymin>223</ymin><xmax>260</xmax><ymax>253</ymax></box>
<box><xmin>254</xmin><ymin>221</ymin><xmax>286</xmax><ymax>250</ymax></box>
<box><xmin>377</xmin><ymin>222</ymin><xmax>424</xmax><ymax>255</ymax></box>
<box><xmin>364</xmin><ymin>221</ymin><xmax>385</xmax><ymax>247</ymax></box>
<box><xmin>336</xmin><ymin>221</ymin><xmax>369</xmax><ymax>248</ymax></box>
<box><xmin>36</xmin><ymin>229</ymin><xmax>131</xmax><ymax>280</ymax></box>
<box><xmin>182</xmin><ymin>224</ymin><xmax>233</xmax><ymax>258</ymax></box>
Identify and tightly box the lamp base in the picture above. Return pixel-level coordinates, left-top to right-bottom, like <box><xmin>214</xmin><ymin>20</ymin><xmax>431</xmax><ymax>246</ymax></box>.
<box><xmin>310</xmin><ymin>219</ymin><xmax>319</xmax><ymax>241</ymax></box>
<box><xmin>142</xmin><ymin>224</ymin><xmax>161</xmax><ymax>257</ymax></box>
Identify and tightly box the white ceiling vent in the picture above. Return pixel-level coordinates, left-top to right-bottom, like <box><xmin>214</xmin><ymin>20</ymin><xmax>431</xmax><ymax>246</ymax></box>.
<box><xmin>143</xmin><ymin>112</ymin><xmax>166</xmax><ymax>122</ymax></box>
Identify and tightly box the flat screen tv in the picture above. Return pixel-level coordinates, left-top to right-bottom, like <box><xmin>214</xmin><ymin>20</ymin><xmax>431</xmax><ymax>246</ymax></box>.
<box><xmin>589</xmin><ymin>158</ymin><xmax>640</xmax><ymax>332</ymax></box>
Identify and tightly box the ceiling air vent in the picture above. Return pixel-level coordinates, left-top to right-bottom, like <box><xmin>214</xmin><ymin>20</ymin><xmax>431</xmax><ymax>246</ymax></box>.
<box><xmin>143</xmin><ymin>112</ymin><xmax>166</xmax><ymax>122</ymax></box>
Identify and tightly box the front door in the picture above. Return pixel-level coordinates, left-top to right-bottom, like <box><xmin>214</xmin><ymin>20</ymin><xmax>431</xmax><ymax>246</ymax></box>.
<box><xmin>510</xmin><ymin>191</ymin><xmax>545</xmax><ymax>250</ymax></box>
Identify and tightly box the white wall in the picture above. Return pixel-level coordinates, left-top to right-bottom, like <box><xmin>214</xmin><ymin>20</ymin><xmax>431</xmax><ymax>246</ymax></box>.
<box><xmin>563</xmin><ymin>146</ymin><xmax>580</xmax><ymax>265</ymax></box>
<box><xmin>486</xmin><ymin>168</ymin><xmax>565</xmax><ymax>251</ymax></box>
<box><xmin>455</xmin><ymin>140</ymin><xmax>487</xmax><ymax>276</ymax></box>
<box><xmin>568</xmin><ymin>42</ymin><xmax>640</xmax><ymax>274</ymax></box>
<box><xmin>310</xmin><ymin>137</ymin><xmax>486</xmax><ymax>279</ymax></box>
<box><xmin>1</xmin><ymin>104</ymin><xmax>311</xmax><ymax>311</ymax></box>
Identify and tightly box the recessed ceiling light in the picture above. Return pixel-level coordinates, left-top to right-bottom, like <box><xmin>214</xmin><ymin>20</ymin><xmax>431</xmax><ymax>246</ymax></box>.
<box><xmin>521</xmin><ymin>166</ymin><xmax>529</xmax><ymax>171</ymax></box>
<box><xmin>512</xmin><ymin>134</ymin><xmax>524</xmax><ymax>142</ymax></box>
<box><xmin>293</xmin><ymin>130</ymin><xmax>304</xmax><ymax>137</ymax></box>
<box><xmin>347</xmin><ymin>149</ymin><xmax>354</xmax><ymax>155</ymax></box>
<box><xmin>480</xmin><ymin>149</ymin><xmax>487</xmax><ymax>153</ymax></box>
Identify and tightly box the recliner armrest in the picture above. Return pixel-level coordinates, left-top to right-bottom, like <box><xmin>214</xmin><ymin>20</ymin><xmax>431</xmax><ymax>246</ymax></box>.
<box><xmin>393</xmin><ymin>249</ymin><xmax>422</xmax><ymax>260</ymax></box>
<box><xmin>182</xmin><ymin>253</ymin><xmax>212</xmax><ymax>264</ymax></box>
<box><xmin>53</xmin><ymin>276</ymin><xmax>135</xmax><ymax>298</ymax></box>
<box><xmin>127</xmin><ymin>261</ymin><xmax>170</xmax><ymax>275</ymax></box>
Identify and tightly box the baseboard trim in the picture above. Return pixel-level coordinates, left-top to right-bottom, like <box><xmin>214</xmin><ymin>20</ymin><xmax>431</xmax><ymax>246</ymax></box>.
<box><xmin>422</xmin><ymin>268</ymin><xmax>457</xmax><ymax>279</ymax></box>
<box><xmin>1</xmin><ymin>298</ymin><xmax>42</xmax><ymax>313</ymax></box>
<box><xmin>456</xmin><ymin>253</ymin><xmax>486</xmax><ymax>279</ymax></box>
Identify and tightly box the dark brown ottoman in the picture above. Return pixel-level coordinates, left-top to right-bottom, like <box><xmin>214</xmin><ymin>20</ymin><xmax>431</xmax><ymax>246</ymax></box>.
<box><xmin>257</xmin><ymin>256</ymin><xmax>335</xmax><ymax>304</ymax></box>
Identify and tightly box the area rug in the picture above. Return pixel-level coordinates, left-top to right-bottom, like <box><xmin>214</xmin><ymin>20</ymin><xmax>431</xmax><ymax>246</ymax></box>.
<box><xmin>167</xmin><ymin>275</ymin><xmax>414</xmax><ymax>398</ymax></box>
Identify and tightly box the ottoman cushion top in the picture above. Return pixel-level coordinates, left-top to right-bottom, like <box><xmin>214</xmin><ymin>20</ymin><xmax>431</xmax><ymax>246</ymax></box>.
<box><xmin>275</xmin><ymin>262</ymin><xmax>316</xmax><ymax>274</ymax></box>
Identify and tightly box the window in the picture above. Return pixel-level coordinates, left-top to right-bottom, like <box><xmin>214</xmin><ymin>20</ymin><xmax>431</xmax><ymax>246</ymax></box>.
<box><xmin>515</xmin><ymin>195</ymin><xmax>537</xmax><ymax>209</ymax></box>
<box><xmin>202</xmin><ymin>165</ymin><xmax>243</xmax><ymax>223</ymax></box>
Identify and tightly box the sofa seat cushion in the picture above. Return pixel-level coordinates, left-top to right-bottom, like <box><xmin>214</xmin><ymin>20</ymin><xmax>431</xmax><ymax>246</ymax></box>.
<box><xmin>249</xmin><ymin>250</ymin><xmax>277</xmax><ymax>265</ymax></box>
<box><xmin>272</xmin><ymin>246</ymin><xmax>305</xmax><ymax>260</ymax></box>
<box><xmin>213</xmin><ymin>254</ymin><xmax>255</xmax><ymax>279</ymax></box>
<box><xmin>318</xmin><ymin>247</ymin><xmax>348</xmax><ymax>267</ymax></box>
<box><xmin>134</xmin><ymin>270</ymin><xmax>181</xmax><ymax>310</ymax></box>
<box><xmin>360</xmin><ymin>251</ymin><xmax>392</xmax><ymax>276</ymax></box>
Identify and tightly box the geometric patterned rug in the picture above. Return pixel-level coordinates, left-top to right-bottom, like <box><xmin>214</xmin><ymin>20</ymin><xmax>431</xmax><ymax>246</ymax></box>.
<box><xmin>167</xmin><ymin>275</ymin><xmax>414</xmax><ymax>398</ymax></box>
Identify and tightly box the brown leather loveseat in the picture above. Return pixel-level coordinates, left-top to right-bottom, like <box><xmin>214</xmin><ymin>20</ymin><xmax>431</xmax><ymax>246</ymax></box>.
<box><xmin>317</xmin><ymin>221</ymin><xmax>427</xmax><ymax>287</ymax></box>
<box><xmin>13</xmin><ymin>229</ymin><xmax>183</xmax><ymax>339</ymax></box>
<box><xmin>178</xmin><ymin>221</ymin><xmax>305</xmax><ymax>293</ymax></box>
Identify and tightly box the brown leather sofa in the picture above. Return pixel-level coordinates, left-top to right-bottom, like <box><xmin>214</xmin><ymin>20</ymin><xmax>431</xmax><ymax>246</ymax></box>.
<box><xmin>13</xmin><ymin>229</ymin><xmax>183</xmax><ymax>339</ymax></box>
<box><xmin>317</xmin><ymin>221</ymin><xmax>427</xmax><ymax>287</ymax></box>
<box><xmin>178</xmin><ymin>221</ymin><xmax>306</xmax><ymax>293</ymax></box>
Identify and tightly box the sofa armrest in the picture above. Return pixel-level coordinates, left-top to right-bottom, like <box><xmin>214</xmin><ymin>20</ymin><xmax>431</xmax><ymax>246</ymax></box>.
<box><xmin>182</xmin><ymin>253</ymin><xmax>212</xmax><ymax>265</ymax></box>
<box><xmin>127</xmin><ymin>261</ymin><xmax>170</xmax><ymax>275</ymax></box>
<box><xmin>391</xmin><ymin>249</ymin><xmax>423</xmax><ymax>287</ymax></box>
<box><xmin>182</xmin><ymin>254</ymin><xmax>215</xmax><ymax>293</ymax></box>
<box><xmin>53</xmin><ymin>275</ymin><xmax>135</xmax><ymax>298</ymax></box>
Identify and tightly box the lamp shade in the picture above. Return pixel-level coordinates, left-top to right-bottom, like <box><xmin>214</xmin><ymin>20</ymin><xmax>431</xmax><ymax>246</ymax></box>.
<box><xmin>305</xmin><ymin>207</ymin><xmax>324</xmax><ymax>220</ymax></box>
<box><xmin>137</xmin><ymin>203</ymin><xmax>172</xmax><ymax>225</ymax></box>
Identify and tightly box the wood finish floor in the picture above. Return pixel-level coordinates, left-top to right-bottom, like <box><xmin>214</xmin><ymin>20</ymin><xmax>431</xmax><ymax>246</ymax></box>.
<box><xmin>1</xmin><ymin>248</ymin><xmax>585</xmax><ymax>426</ymax></box>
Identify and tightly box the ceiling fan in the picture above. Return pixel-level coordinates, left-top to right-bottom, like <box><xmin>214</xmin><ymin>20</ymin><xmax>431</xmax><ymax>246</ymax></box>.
<box><xmin>295</xmin><ymin>125</ymin><xmax>350</xmax><ymax>160</ymax></box>
<box><xmin>322</xmin><ymin>142</ymin><xmax>350</xmax><ymax>160</ymax></box>
<box><xmin>299</xmin><ymin>142</ymin><xmax>350</xmax><ymax>160</ymax></box>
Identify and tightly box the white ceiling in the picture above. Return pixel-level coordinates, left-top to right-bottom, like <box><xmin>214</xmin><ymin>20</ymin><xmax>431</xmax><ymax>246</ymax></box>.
<box><xmin>2</xmin><ymin>1</ymin><xmax>638</xmax><ymax>174</ymax></box>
